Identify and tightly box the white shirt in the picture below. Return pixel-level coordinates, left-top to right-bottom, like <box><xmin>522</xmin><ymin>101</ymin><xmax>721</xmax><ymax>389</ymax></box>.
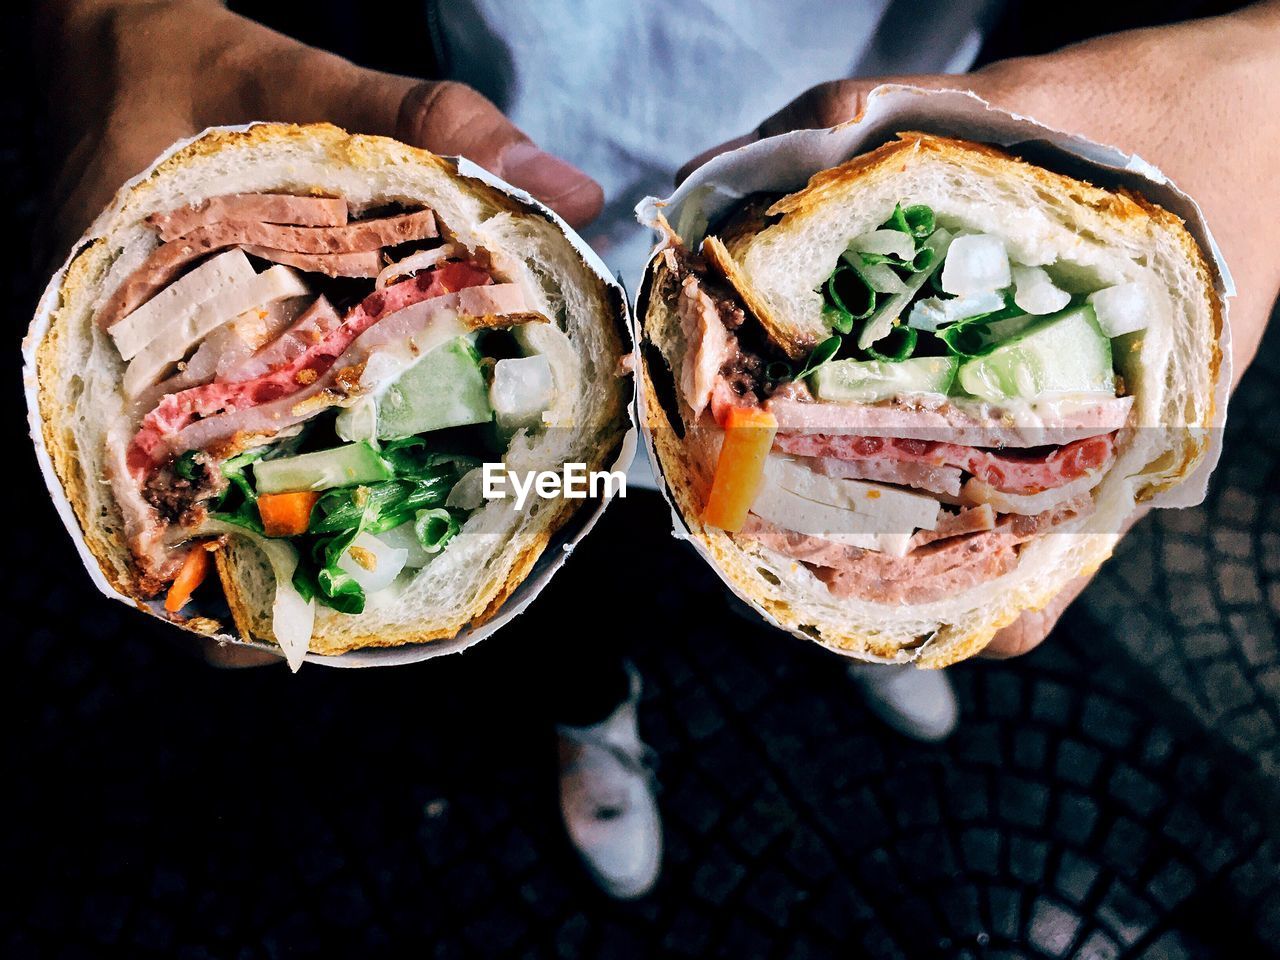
<box><xmin>431</xmin><ymin>0</ymin><xmax>1002</xmax><ymax>485</ymax></box>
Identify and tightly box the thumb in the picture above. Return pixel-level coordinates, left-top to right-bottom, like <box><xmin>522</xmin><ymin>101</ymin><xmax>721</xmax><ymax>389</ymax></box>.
<box><xmin>396</xmin><ymin>81</ymin><xmax>603</xmax><ymax>228</ymax></box>
<box><xmin>677</xmin><ymin>74</ymin><xmax>970</xmax><ymax>186</ymax></box>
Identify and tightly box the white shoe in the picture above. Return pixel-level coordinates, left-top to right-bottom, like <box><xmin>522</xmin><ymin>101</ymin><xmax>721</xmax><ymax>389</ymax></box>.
<box><xmin>848</xmin><ymin>662</ymin><xmax>959</xmax><ymax>742</ymax></box>
<box><xmin>557</xmin><ymin>663</ymin><xmax>662</xmax><ymax>900</ymax></box>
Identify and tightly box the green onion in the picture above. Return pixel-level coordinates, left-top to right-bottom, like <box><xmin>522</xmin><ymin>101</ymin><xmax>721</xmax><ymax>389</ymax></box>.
<box><xmin>173</xmin><ymin>450</ymin><xmax>202</xmax><ymax>481</ymax></box>
<box><xmin>822</xmin><ymin>303</ymin><xmax>855</xmax><ymax>335</ymax></box>
<box><xmin>903</xmin><ymin>205</ymin><xmax>935</xmax><ymax>238</ymax></box>
<box><xmin>414</xmin><ymin>508</ymin><xmax>460</xmax><ymax>554</ymax></box>
<box><xmin>863</xmin><ymin>325</ymin><xmax>918</xmax><ymax>362</ymax></box>
<box><xmin>826</xmin><ymin>264</ymin><xmax>876</xmax><ymax>321</ymax></box>
<box><xmin>856</xmin><ymin>227</ymin><xmax>953</xmax><ymax>351</ymax></box>
<box><xmin>884</xmin><ymin>203</ymin><xmax>911</xmax><ymax>234</ymax></box>
<box><xmin>765</xmin><ymin>360</ymin><xmax>793</xmax><ymax>382</ymax></box>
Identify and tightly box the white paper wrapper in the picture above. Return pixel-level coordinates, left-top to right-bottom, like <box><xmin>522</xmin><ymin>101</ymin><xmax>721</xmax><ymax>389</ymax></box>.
<box><xmin>23</xmin><ymin>123</ymin><xmax>636</xmax><ymax>670</ymax></box>
<box><xmin>634</xmin><ymin>84</ymin><xmax>1233</xmax><ymax>656</ymax></box>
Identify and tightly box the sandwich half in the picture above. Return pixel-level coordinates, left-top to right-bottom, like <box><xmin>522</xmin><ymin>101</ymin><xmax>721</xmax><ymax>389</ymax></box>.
<box><xmin>639</xmin><ymin>132</ymin><xmax>1222</xmax><ymax>666</ymax></box>
<box><xmin>29</xmin><ymin>123</ymin><xmax>630</xmax><ymax>667</ymax></box>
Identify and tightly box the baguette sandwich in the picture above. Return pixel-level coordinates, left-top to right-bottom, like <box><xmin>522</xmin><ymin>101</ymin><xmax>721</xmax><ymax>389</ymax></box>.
<box><xmin>639</xmin><ymin>132</ymin><xmax>1223</xmax><ymax>666</ymax></box>
<box><xmin>28</xmin><ymin>123</ymin><xmax>630</xmax><ymax>668</ymax></box>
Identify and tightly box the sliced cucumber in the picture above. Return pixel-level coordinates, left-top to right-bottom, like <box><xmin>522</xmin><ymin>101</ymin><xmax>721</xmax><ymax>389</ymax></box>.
<box><xmin>956</xmin><ymin>304</ymin><xmax>1114</xmax><ymax>402</ymax></box>
<box><xmin>254</xmin><ymin>441</ymin><xmax>393</xmax><ymax>494</ymax></box>
<box><xmin>810</xmin><ymin>356</ymin><xmax>957</xmax><ymax>403</ymax></box>
<box><xmin>376</xmin><ymin>337</ymin><xmax>493</xmax><ymax>440</ymax></box>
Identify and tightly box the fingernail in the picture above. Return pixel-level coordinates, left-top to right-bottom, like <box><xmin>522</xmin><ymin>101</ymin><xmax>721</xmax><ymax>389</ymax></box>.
<box><xmin>498</xmin><ymin>140</ymin><xmax>597</xmax><ymax>206</ymax></box>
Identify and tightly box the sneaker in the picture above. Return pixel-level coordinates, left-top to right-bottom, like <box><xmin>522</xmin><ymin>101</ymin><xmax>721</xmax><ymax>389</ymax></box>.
<box><xmin>557</xmin><ymin>663</ymin><xmax>662</xmax><ymax>899</ymax></box>
<box><xmin>848</xmin><ymin>662</ymin><xmax>959</xmax><ymax>742</ymax></box>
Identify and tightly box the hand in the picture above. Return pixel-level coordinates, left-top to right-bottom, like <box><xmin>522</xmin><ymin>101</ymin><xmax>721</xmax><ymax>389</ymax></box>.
<box><xmin>39</xmin><ymin>0</ymin><xmax>602</xmax><ymax>669</ymax></box>
<box><xmin>682</xmin><ymin>2</ymin><xmax>1280</xmax><ymax>657</ymax></box>
<box><xmin>39</xmin><ymin>0</ymin><xmax>603</xmax><ymax>266</ymax></box>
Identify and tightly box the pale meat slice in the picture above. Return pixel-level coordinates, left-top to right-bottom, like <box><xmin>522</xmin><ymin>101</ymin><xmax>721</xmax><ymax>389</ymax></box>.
<box><xmin>131</xmin><ymin>295</ymin><xmax>312</xmax><ymax>415</ymax></box>
<box><xmin>126</xmin><ymin>262</ymin><xmax>491</xmax><ymax>473</ymax></box>
<box><xmin>801</xmin><ymin>453</ymin><xmax>963</xmax><ymax>497</ymax></box>
<box><xmin>740</xmin><ymin>496</ymin><xmax>1093</xmax><ymax>604</ymax></box>
<box><xmin>98</xmin><ymin>208</ymin><xmax>439</xmax><ymax>329</ymax></box>
<box><xmin>146</xmin><ymin>194</ymin><xmax>349</xmax><ymax>241</ymax></box>
<box><xmin>765</xmin><ymin>394</ymin><xmax>1133</xmax><ymax>447</ymax></box>
<box><xmin>676</xmin><ymin>272</ymin><xmax>733</xmax><ymax>420</ymax></box>
<box><xmin>154</xmin><ymin>285</ymin><xmax>539</xmax><ymax>463</ymax></box>
<box><xmin>241</xmin><ymin>245</ymin><xmax>382</xmax><ymax>278</ymax></box>
<box><xmin>774</xmin><ymin>432</ymin><xmax>1116</xmax><ymax>494</ymax></box>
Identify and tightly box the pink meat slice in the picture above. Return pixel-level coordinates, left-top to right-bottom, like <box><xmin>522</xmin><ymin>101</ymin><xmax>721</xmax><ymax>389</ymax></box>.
<box><xmin>126</xmin><ymin>261</ymin><xmax>491</xmax><ymax>475</ymax></box>
<box><xmin>240</xmin><ymin>246</ymin><xmax>382</xmax><ymax>278</ymax></box>
<box><xmin>217</xmin><ymin>295</ymin><xmax>345</xmax><ymax>383</ymax></box>
<box><xmin>154</xmin><ymin>283</ymin><xmax>532</xmax><ymax>464</ymax></box>
<box><xmin>801</xmin><ymin>453</ymin><xmax>964</xmax><ymax>497</ymax></box>
<box><xmin>774</xmin><ymin>432</ymin><xmax>1115</xmax><ymax>494</ymax></box>
<box><xmin>146</xmin><ymin>194</ymin><xmax>349</xmax><ymax>241</ymax></box>
<box><xmin>98</xmin><ymin>208</ymin><xmax>439</xmax><ymax>329</ymax></box>
<box><xmin>765</xmin><ymin>394</ymin><xmax>1132</xmax><ymax>447</ymax></box>
<box><xmin>741</xmin><ymin>496</ymin><xmax>1092</xmax><ymax>604</ymax></box>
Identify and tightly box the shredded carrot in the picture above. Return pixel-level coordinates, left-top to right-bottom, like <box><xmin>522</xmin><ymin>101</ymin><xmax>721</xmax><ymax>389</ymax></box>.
<box><xmin>165</xmin><ymin>543</ymin><xmax>212</xmax><ymax>613</ymax></box>
<box><xmin>702</xmin><ymin>407</ymin><xmax>778</xmax><ymax>533</ymax></box>
<box><xmin>257</xmin><ymin>490</ymin><xmax>321</xmax><ymax>538</ymax></box>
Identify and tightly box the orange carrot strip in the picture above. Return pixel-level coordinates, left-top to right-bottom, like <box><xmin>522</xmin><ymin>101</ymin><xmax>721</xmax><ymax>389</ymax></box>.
<box><xmin>165</xmin><ymin>542</ymin><xmax>212</xmax><ymax>613</ymax></box>
<box><xmin>702</xmin><ymin>406</ymin><xmax>778</xmax><ymax>533</ymax></box>
<box><xmin>257</xmin><ymin>490</ymin><xmax>321</xmax><ymax>538</ymax></box>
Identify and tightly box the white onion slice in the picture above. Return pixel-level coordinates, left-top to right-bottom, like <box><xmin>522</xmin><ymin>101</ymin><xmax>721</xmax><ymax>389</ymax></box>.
<box><xmin>940</xmin><ymin>234</ymin><xmax>1011</xmax><ymax>296</ymax></box>
<box><xmin>338</xmin><ymin>531</ymin><xmax>409</xmax><ymax>595</ymax></box>
<box><xmin>853</xmin><ymin>229</ymin><xmax>917</xmax><ymax>261</ymax></box>
<box><xmin>856</xmin><ymin>261</ymin><xmax>908</xmax><ymax>294</ymax></box>
<box><xmin>195</xmin><ymin>519</ymin><xmax>315</xmax><ymax>672</ymax></box>
<box><xmin>446</xmin><ymin>467</ymin><xmax>486</xmax><ymax>511</ymax></box>
<box><xmin>1088</xmin><ymin>282</ymin><xmax>1151</xmax><ymax>337</ymax></box>
<box><xmin>379</xmin><ymin>522</ymin><xmax>434</xmax><ymax>569</ymax></box>
<box><xmin>1012</xmin><ymin>265</ymin><xmax>1071</xmax><ymax>315</ymax></box>
<box><xmin>375</xmin><ymin>243</ymin><xmax>461</xmax><ymax>289</ymax></box>
<box><xmin>907</xmin><ymin>289</ymin><xmax>1006</xmax><ymax>331</ymax></box>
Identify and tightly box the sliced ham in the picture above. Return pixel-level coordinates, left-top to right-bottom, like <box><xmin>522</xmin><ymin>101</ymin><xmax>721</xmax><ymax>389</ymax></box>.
<box><xmin>677</xmin><ymin>272</ymin><xmax>733</xmax><ymax>420</ymax></box>
<box><xmin>908</xmin><ymin>504</ymin><xmax>996</xmax><ymax>549</ymax></box>
<box><xmin>132</xmin><ymin>296</ymin><xmax>312</xmax><ymax>414</ymax></box>
<box><xmin>146</xmin><ymin>194</ymin><xmax>348</xmax><ymax>241</ymax></box>
<box><xmin>154</xmin><ymin>284</ymin><xmax>536</xmax><ymax>463</ymax></box>
<box><xmin>376</xmin><ymin>244</ymin><xmax>462</xmax><ymax>288</ymax></box>
<box><xmin>742</xmin><ymin>497</ymin><xmax>1091</xmax><ymax>604</ymax></box>
<box><xmin>814</xmin><ymin>545</ymin><xmax>1019</xmax><ymax>604</ymax></box>
<box><xmin>802</xmin><ymin>453</ymin><xmax>964</xmax><ymax>497</ymax></box>
<box><xmin>241</xmin><ymin>246</ymin><xmax>382</xmax><ymax>278</ymax></box>
<box><xmin>127</xmin><ymin>262</ymin><xmax>488</xmax><ymax>472</ymax></box>
<box><xmin>98</xmin><ymin>208</ymin><xmax>439</xmax><ymax>329</ymax></box>
<box><xmin>219</xmin><ymin>295</ymin><xmax>345</xmax><ymax>383</ymax></box>
<box><xmin>765</xmin><ymin>394</ymin><xmax>1133</xmax><ymax>447</ymax></box>
<box><xmin>774</xmin><ymin>432</ymin><xmax>1115</xmax><ymax>494</ymax></box>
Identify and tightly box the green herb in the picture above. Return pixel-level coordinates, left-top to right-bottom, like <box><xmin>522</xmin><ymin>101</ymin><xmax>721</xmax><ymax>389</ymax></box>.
<box><xmin>795</xmin><ymin>336</ymin><xmax>842</xmax><ymax>381</ymax></box>
<box><xmin>173</xmin><ymin>450</ymin><xmax>202</xmax><ymax>481</ymax></box>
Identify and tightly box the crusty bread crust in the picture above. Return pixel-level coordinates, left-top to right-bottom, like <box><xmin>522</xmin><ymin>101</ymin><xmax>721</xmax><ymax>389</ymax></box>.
<box><xmin>32</xmin><ymin>122</ymin><xmax>630</xmax><ymax>660</ymax></box>
<box><xmin>640</xmin><ymin>133</ymin><xmax>1223</xmax><ymax>667</ymax></box>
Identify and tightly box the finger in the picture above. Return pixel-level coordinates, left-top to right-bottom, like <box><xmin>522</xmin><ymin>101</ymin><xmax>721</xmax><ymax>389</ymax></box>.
<box><xmin>396</xmin><ymin>81</ymin><xmax>603</xmax><ymax>228</ymax></box>
<box><xmin>676</xmin><ymin>74</ymin><xmax>968</xmax><ymax>187</ymax></box>
<box><xmin>981</xmin><ymin>574</ymin><xmax>1092</xmax><ymax>659</ymax></box>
